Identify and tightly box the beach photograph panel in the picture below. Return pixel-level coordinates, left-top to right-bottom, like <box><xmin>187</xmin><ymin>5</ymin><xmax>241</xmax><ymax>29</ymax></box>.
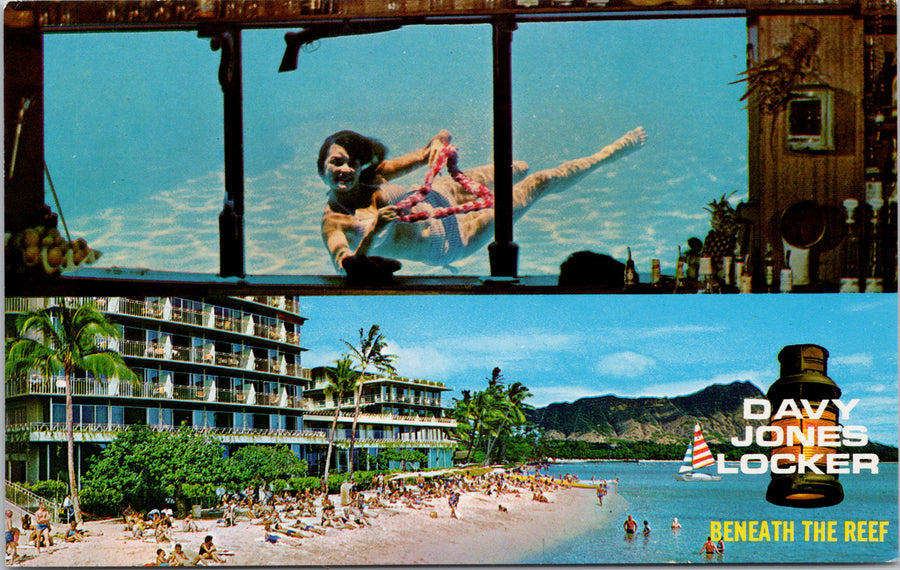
<box><xmin>4</xmin><ymin>293</ymin><xmax>897</xmax><ymax>565</ymax></box>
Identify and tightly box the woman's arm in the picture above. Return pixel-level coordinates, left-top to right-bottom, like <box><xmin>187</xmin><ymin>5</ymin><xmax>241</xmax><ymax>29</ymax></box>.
<box><xmin>373</xmin><ymin>130</ymin><xmax>451</xmax><ymax>183</ymax></box>
<box><xmin>321</xmin><ymin>205</ymin><xmax>397</xmax><ymax>271</ymax></box>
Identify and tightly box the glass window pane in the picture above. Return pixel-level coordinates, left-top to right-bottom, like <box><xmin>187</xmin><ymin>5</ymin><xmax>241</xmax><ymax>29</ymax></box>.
<box><xmin>111</xmin><ymin>406</ymin><xmax>124</xmax><ymax>426</ymax></box>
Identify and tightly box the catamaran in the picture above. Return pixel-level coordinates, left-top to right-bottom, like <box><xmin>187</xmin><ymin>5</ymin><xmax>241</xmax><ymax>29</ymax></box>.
<box><xmin>674</xmin><ymin>423</ymin><xmax>722</xmax><ymax>481</ymax></box>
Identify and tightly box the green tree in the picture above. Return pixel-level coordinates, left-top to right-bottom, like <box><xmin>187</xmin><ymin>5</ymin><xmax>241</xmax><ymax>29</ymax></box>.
<box><xmin>484</xmin><ymin>381</ymin><xmax>534</xmax><ymax>465</ymax></box>
<box><xmin>377</xmin><ymin>448</ymin><xmax>427</xmax><ymax>471</ymax></box>
<box><xmin>6</xmin><ymin>299</ymin><xmax>138</xmax><ymax>524</ymax></box>
<box><xmin>80</xmin><ymin>425</ymin><xmax>231</xmax><ymax>517</ymax></box>
<box><xmin>230</xmin><ymin>444</ymin><xmax>307</xmax><ymax>489</ymax></box>
<box><xmin>342</xmin><ymin>325</ymin><xmax>396</xmax><ymax>481</ymax></box>
<box><xmin>320</xmin><ymin>356</ymin><xmax>360</xmax><ymax>490</ymax></box>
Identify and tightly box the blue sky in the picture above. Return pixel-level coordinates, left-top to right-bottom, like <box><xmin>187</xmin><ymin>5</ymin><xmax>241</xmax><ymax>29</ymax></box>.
<box><xmin>296</xmin><ymin>293</ymin><xmax>898</xmax><ymax>445</ymax></box>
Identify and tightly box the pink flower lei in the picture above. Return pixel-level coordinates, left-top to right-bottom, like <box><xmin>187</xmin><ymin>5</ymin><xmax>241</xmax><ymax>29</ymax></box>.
<box><xmin>394</xmin><ymin>145</ymin><xmax>494</xmax><ymax>222</ymax></box>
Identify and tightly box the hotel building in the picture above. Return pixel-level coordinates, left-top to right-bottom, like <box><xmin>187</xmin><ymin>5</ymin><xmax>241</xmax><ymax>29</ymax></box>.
<box><xmin>4</xmin><ymin>296</ymin><xmax>457</xmax><ymax>486</ymax></box>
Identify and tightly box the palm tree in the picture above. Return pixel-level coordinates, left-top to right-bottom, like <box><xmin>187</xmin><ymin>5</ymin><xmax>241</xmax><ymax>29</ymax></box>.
<box><xmin>342</xmin><ymin>325</ymin><xmax>396</xmax><ymax>481</ymax></box>
<box><xmin>463</xmin><ymin>389</ymin><xmax>503</xmax><ymax>463</ymax></box>
<box><xmin>483</xmin><ymin>381</ymin><xmax>534</xmax><ymax>465</ymax></box>
<box><xmin>6</xmin><ymin>298</ymin><xmax>137</xmax><ymax>525</ymax></box>
<box><xmin>320</xmin><ymin>356</ymin><xmax>360</xmax><ymax>492</ymax></box>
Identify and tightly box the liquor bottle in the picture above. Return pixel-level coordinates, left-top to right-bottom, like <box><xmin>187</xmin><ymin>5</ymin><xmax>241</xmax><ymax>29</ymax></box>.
<box><xmin>722</xmin><ymin>255</ymin><xmax>734</xmax><ymax>288</ymax></box>
<box><xmin>764</xmin><ymin>243</ymin><xmax>776</xmax><ymax>293</ymax></box>
<box><xmin>887</xmin><ymin>183</ymin><xmax>898</xmax><ymax>291</ymax></box>
<box><xmin>734</xmin><ymin>244</ymin><xmax>744</xmax><ymax>286</ymax></box>
<box><xmin>780</xmin><ymin>250</ymin><xmax>793</xmax><ymax>293</ymax></box>
<box><xmin>866</xmin><ymin>197</ymin><xmax>885</xmax><ymax>293</ymax></box>
<box><xmin>674</xmin><ymin>246</ymin><xmax>685</xmax><ymax>293</ymax></box>
<box><xmin>651</xmin><ymin>259</ymin><xmax>661</xmax><ymax>288</ymax></box>
<box><xmin>623</xmin><ymin>247</ymin><xmax>637</xmax><ymax>291</ymax></box>
<box><xmin>739</xmin><ymin>253</ymin><xmax>753</xmax><ymax>293</ymax></box>
<box><xmin>698</xmin><ymin>256</ymin><xmax>713</xmax><ymax>293</ymax></box>
<box><xmin>840</xmin><ymin>199</ymin><xmax>860</xmax><ymax>293</ymax></box>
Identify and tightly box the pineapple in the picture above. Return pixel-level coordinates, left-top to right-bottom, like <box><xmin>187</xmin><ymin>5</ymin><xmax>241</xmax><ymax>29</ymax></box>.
<box><xmin>702</xmin><ymin>194</ymin><xmax>741</xmax><ymax>260</ymax></box>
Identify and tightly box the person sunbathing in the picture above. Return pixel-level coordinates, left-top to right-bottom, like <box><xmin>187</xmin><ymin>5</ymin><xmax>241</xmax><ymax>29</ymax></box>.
<box><xmin>193</xmin><ymin>535</ymin><xmax>225</xmax><ymax>565</ymax></box>
<box><xmin>168</xmin><ymin>543</ymin><xmax>189</xmax><ymax>566</ymax></box>
<box><xmin>65</xmin><ymin>521</ymin><xmax>85</xmax><ymax>542</ymax></box>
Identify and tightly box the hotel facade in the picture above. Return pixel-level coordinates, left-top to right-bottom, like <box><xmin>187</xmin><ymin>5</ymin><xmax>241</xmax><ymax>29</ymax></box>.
<box><xmin>4</xmin><ymin>296</ymin><xmax>457</xmax><ymax>486</ymax></box>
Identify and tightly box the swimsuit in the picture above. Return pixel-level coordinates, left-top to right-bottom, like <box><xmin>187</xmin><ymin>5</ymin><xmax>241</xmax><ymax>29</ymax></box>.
<box><xmin>37</xmin><ymin>523</ymin><xmax>49</xmax><ymax>531</ymax></box>
<box><xmin>5</xmin><ymin>530</ymin><xmax>13</xmax><ymax>544</ymax></box>
<box><xmin>379</xmin><ymin>183</ymin><xmax>466</xmax><ymax>266</ymax></box>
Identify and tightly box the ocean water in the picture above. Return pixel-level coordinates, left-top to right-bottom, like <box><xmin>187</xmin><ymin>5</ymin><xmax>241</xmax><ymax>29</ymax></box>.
<box><xmin>42</xmin><ymin>18</ymin><xmax>747</xmax><ymax>276</ymax></box>
<box><xmin>524</xmin><ymin>461</ymin><xmax>899</xmax><ymax>564</ymax></box>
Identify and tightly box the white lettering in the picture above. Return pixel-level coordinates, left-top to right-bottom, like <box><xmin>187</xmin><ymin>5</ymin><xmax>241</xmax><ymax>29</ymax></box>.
<box><xmin>773</xmin><ymin>399</ymin><xmax>802</xmax><ymax>420</ymax></box>
<box><xmin>841</xmin><ymin>425</ymin><xmax>869</xmax><ymax>446</ymax></box>
<box><xmin>744</xmin><ymin>399</ymin><xmax>770</xmax><ymax>420</ymax></box>
<box><xmin>833</xmin><ymin>398</ymin><xmax>860</xmax><ymax>420</ymax></box>
<box><xmin>731</xmin><ymin>426</ymin><xmax>753</xmax><ymax>447</ymax></box>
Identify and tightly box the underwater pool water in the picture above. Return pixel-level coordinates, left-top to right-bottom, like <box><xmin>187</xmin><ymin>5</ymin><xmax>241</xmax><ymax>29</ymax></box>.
<box><xmin>44</xmin><ymin>18</ymin><xmax>748</xmax><ymax>276</ymax></box>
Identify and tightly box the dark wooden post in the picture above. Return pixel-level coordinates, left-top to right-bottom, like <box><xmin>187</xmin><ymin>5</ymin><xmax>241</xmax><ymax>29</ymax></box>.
<box><xmin>487</xmin><ymin>14</ymin><xmax>518</xmax><ymax>278</ymax></box>
<box><xmin>201</xmin><ymin>24</ymin><xmax>246</xmax><ymax>278</ymax></box>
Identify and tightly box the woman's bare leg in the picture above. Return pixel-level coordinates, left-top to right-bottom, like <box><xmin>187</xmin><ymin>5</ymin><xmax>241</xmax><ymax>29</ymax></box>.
<box><xmin>512</xmin><ymin>126</ymin><xmax>646</xmax><ymax>219</ymax></box>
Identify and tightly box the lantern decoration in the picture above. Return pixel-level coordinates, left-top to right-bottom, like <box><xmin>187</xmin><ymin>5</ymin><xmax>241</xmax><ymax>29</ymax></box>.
<box><xmin>765</xmin><ymin>344</ymin><xmax>844</xmax><ymax>508</ymax></box>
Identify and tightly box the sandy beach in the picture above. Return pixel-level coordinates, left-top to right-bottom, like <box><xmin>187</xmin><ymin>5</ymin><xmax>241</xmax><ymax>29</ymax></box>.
<box><xmin>10</xmin><ymin>482</ymin><xmax>625</xmax><ymax>566</ymax></box>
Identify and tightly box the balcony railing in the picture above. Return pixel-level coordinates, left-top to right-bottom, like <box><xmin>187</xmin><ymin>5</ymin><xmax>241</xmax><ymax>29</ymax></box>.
<box><xmin>100</xmin><ymin>297</ymin><xmax>303</xmax><ymax>347</ymax></box>
<box><xmin>5</xmin><ymin>422</ymin><xmax>455</xmax><ymax>447</ymax></box>
<box><xmin>5</xmin><ymin>377</ymin><xmax>310</xmax><ymax>410</ymax></box>
<box><xmin>304</xmin><ymin>409</ymin><xmax>456</xmax><ymax>425</ymax></box>
<box><xmin>115</xmin><ymin>339</ymin><xmax>308</xmax><ymax>379</ymax></box>
<box><xmin>6</xmin><ymin>422</ymin><xmax>328</xmax><ymax>441</ymax></box>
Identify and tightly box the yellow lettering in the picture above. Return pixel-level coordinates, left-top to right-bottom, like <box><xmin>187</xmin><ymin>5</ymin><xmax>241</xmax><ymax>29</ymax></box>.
<box><xmin>827</xmin><ymin>521</ymin><xmax>837</xmax><ymax>542</ymax></box>
<box><xmin>783</xmin><ymin>521</ymin><xmax>794</xmax><ymax>542</ymax></box>
<box><xmin>758</xmin><ymin>521</ymin><xmax>771</xmax><ymax>541</ymax></box>
<box><xmin>844</xmin><ymin>521</ymin><xmax>856</xmax><ymax>541</ymax></box>
<box><xmin>802</xmin><ymin>521</ymin><xmax>813</xmax><ymax>541</ymax></box>
<box><xmin>878</xmin><ymin>521</ymin><xmax>889</xmax><ymax>542</ymax></box>
<box><xmin>748</xmin><ymin>520</ymin><xmax>759</xmax><ymax>541</ymax></box>
<box><xmin>734</xmin><ymin>521</ymin><xmax>746</xmax><ymax>542</ymax></box>
<box><xmin>722</xmin><ymin>521</ymin><xmax>732</xmax><ymax>541</ymax></box>
<box><xmin>710</xmin><ymin>521</ymin><xmax>722</xmax><ymax>541</ymax></box>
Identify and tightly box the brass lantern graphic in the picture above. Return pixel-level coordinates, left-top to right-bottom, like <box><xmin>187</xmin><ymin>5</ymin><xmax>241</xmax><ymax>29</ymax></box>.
<box><xmin>765</xmin><ymin>344</ymin><xmax>844</xmax><ymax>508</ymax></box>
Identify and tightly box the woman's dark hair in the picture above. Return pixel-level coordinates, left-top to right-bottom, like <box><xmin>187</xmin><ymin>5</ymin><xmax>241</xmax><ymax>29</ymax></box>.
<box><xmin>317</xmin><ymin>130</ymin><xmax>387</xmax><ymax>185</ymax></box>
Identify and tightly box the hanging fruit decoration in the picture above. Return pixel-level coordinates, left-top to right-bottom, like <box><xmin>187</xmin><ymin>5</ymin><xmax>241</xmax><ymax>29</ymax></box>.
<box><xmin>6</xmin><ymin>225</ymin><xmax>102</xmax><ymax>276</ymax></box>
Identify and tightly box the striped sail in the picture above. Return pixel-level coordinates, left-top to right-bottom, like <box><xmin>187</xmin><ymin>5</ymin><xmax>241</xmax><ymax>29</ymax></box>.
<box><xmin>691</xmin><ymin>424</ymin><xmax>715</xmax><ymax>469</ymax></box>
<box><xmin>678</xmin><ymin>441</ymin><xmax>694</xmax><ymax>473</ymax></box>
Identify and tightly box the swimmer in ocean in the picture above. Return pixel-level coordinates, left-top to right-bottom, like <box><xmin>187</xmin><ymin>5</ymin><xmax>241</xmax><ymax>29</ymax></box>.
<box><xmin>319</xmin><ymin>126</ymin><xmax>647</xmax><ymax>272</ymax></box>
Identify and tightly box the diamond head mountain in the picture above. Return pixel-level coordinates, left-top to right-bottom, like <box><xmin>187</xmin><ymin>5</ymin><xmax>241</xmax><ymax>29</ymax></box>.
<box><xmin>527</xmin><ymin>381</ymin><xmax>766</xmax><ymax>445</ymax></box>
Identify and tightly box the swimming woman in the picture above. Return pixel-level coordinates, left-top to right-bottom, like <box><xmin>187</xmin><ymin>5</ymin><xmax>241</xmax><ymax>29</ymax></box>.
<box><xmin>319</xmin><ymin>126</ymin><xmax>647</xmax><ymax>272</ymax></box>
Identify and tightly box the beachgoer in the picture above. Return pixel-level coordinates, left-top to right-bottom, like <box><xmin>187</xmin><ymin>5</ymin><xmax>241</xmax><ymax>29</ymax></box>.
<box><xmin>169</xmin><ymin>543</ymin><xmax>189</xmax><ymax>566</ymax></box>
<box><xmin>63</xmin><ymin>494</ymin><xmax>73</xmax><ymax>524</ymax></box>
<box><xmin>193</xmin><ymin>535</ymin><xmax>225</xmax><ymax>565</ymax></box>
<box><xmin>700</xmin><ymin>536</ymin><xmax>720</xmax><ymax>557</ymax></box>
<box><xmin>716</xmin><ymin>538</ymin><xmax>725</xmax><ymax>554</ymax></box>
<box><xmin>65</xmin><ymin>521</ymin><xmax>84</xmax><ymax>542</ymax></box>
<box><xmin>671</xmin><ymin>517</ymin><xmax>681</xmax><ymax>529</ymax></box>
<box><xmin>623</xmin><ymin>515</ymin><xmax>637</xmax><ymax>536</ymax></box>
<box><xmin>642</xmin><ymin>520</ymin><xmax>651</xmax><ymax>535</ymax></box>
<box><xmin>154</xmin><ymin>548</ymin><xmax>169</xmax><ymax>566</ymax></box>
<box><xmin>6</xmin><ymin>510</ymin><xmax>19</xmax><ymax>564</ymax></box>
<box><xmin>596</xmin><ymin>485</ymin><xmax>605</xmax><ymax>505</ymax></box>
<box><xmin>34</xmin><ymin>502</ymin><xmax>51</xmax><ymax>554</ymax></box>
<box><xmin>319</xmin><ymin>126</ymin><xmax>647</xmax><ymax>272</ymax></box>
<box><xmin>447</xmin><ymin>491</ymin><xmax>460</xmax><ymax>519</ymax></box>
<box><xmin>183</xmin><ymin>513</ymin><xmax>200</xmax><ymax>533</ymax></box>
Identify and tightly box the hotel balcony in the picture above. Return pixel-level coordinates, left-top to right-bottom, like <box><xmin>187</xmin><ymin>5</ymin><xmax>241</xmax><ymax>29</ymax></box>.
<box><xmin>5</xmin><ymin>377</ymin><xmax>311</xmax><ymax>410</ymax></box>
<box><xmin>5</xmin><ymin>298</ymin><xmax>305</xmax><ymax>348</ymax></box>
<box><xmin>303</xmin><ymin>409</ymin><xmax>457</xmax><ymax>428</ymax></box>
<box><xmin>115</xmin><ymin>339</ymin><xmax>310</xmax><ymax>380</ymax></box>
<box><xmin>313</xmin><ymin>393</ymin><xmax>447</xmax><ymax>411</ymax></box>
<box><xmin>5</xmin><ymin>422</ymin><xmax>456</xmax><ymax>448</ymax></box>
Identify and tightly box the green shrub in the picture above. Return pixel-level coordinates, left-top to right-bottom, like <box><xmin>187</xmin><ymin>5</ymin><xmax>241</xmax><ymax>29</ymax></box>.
<box><xmin>288</xmin><ymin>476</ymin><xmax>321</xmax><ymax>492</ymax></box>
<box><xmin>28</xmin><ymin>480</ymin><xmax>68</xmax><ymax>503</ymax></box>
<box><xmin>271</xmin><ymin>479</ymin><xmax>288</xmax><ymax>493</ymax></box>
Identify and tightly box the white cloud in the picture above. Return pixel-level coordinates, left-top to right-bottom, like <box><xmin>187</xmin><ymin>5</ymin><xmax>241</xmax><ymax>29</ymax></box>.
<box><xmin>595</xmin><ymin>351</ymin><xmax>655</xmax><ymax>378</ymax></box>
<box><xmin>830</xmin><ymin>353</ymin><xmax>874</xmax><ymax>367</ymax></box>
